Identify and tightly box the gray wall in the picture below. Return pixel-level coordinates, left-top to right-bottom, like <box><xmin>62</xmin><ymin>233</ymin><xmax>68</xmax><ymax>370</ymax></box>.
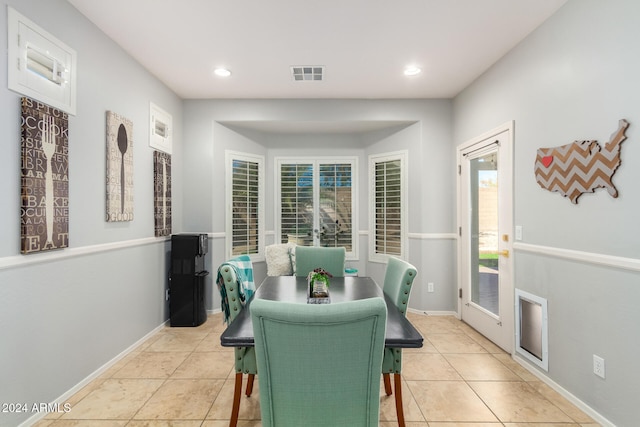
<box><xmin>181</xmin><ymin>99</ymin><xmax>457</xmax><ymax>314</ymax></box>
<box><xmin>453</xmin><ymin>0</ymin><xmax>640</xmax><ymax>425</ymax></box>
<box><xmin>3</xmin><ymin>0</ymin><xmax>637</xmax><ymax>425</ymax></box>
<box><xmin>0</xmin><ymin>1</ymin><xmax>183</xmax><ymax>425</ymax></box>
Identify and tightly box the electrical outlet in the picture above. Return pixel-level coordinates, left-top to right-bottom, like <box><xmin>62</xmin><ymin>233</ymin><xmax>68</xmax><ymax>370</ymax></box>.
<box><xmin>593</xmin><ymin>354</ymin><xmax>605</xmax><ymax>379</ymax></box>
<box><xmin>427</xmin><ymin>282</ymin><xmax>434</xmax><ymax>293</ymax></box>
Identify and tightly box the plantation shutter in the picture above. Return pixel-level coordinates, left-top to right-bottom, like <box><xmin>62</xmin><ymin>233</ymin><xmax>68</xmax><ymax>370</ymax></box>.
<box><xmin>280</xmin><ymin>163</ymin><xmax>314</xmax><ymax>245</ymax></box>
<box><xmin>374</xmin><ymin>159</ymin><xmax>402</xmax><ymax>256</ymax></box>
<box><xmin>278</xmin><ymin>160</ymin><xmax>355</xmax><ymax>253</ymax></box>
<box><xmin>231</xmin><ymin>159</ymin><xmax>259</xmax><ymax>255</ymax></box>
<box><xmin>318</xmin><ymin>163</ymin><xmax>352</xmax><ymax>250</ymax></box>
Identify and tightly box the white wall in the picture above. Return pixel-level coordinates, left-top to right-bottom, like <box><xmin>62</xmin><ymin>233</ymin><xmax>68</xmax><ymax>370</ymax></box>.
<box><xmin>182</xmin><ymin>99</ymin><xmax>457</xmax><ymax>313</ymax></box>
<box><xmin>453</xmin><ymin>0</ymin><xmax>640</xmax><ymax>424</ymax></box>
<box><xmin>0</xmin><ymin>1</ymin><xmax>183</xmax><ymax>425</ymax></box>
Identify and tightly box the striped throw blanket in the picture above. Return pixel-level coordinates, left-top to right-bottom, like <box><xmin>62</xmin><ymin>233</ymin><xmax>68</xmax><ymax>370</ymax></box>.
<box><xmin>216</xmin><ymin>255</ymin><xmax>256</xmax><ymax>324</ymax></box>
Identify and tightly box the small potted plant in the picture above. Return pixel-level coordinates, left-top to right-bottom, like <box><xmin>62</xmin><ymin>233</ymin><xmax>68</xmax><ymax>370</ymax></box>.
<box><xmin>308</xmin><ymin>268</ymin><xmax>333</xmax><ymax>300</ymax></box>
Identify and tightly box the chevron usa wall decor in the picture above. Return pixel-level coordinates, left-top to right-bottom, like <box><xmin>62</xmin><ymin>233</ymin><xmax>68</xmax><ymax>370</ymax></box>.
<box><xmin>534</xmin><ymin>119</ymin><xmax>630</xmax><ymax>204</ymax></box>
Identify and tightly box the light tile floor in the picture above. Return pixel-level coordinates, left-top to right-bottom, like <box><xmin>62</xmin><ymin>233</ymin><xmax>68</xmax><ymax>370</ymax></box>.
<box><xmin>33</xmin><ymin>312</ymin><xmax>600</xmax><ymax>426</ymax></box>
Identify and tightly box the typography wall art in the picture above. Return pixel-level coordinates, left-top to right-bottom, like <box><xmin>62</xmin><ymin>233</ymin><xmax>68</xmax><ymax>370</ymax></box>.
<box><xmin>153</xmin><ymin>150</ymin><xmax>172</xmax><ymax>237</ymax></box>
<box><xmin>106</xmin><ymin>111</ymin><xmax>134</xmax><ymax>221</ymax></box>
<box><xmin>20</xmin><ymin>97</ymin><xmax>69</xmax><ymax>254</ymax></box>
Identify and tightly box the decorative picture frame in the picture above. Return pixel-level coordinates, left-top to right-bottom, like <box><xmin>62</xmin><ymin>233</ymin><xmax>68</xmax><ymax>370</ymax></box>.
<box><xmin>153</xmin><ymin>150</ymin><xmax>172</xmax><ymax>237</ymax></box>
<box><xmin>20</xmin><ymin>96</ymin><xmax>69</xmax><ymax>253</ymax></box>
<box><xmin>106</xmin><ymin>111</ymin><xmax>134</xmax><ymax>221</ymax></box>
<box><xmin>534</xmin><ymin>119</ymin><xmax>629</xmax><ymax>204</ymax></box>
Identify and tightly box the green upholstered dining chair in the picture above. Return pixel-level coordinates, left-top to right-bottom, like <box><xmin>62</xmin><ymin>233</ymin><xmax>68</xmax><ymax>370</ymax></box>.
<box><xmin>217</xmin><ymin>263</ymin><xmax>257</xmax><ymax>427</ymax></box>
<box><xmin>251</xmin><ymin>297</ymin><xmax>387</xmax><ymax>427</ymax></box>
<box><xmin>381</xmin><ymin>256</ymin><xmax>418</xmax><ymax>427</ymax></box>
<box><xmin>293</xmin><ymin>245</ymin><xmax>346</xmax><ymax>277</ymax></box>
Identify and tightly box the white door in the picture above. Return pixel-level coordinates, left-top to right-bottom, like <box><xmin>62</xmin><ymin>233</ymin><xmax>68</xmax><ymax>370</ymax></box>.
<box><xmin>458</xmin><ymin>122</ymin><xmax>514</xmax><ymax>353</ymax></box>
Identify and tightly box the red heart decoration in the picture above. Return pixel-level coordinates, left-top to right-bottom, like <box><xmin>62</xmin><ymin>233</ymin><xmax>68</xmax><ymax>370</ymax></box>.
<box><xmin>541</xmin><ymin>156</ymin><xmax>553</xmax><ymax>168</ymax></box>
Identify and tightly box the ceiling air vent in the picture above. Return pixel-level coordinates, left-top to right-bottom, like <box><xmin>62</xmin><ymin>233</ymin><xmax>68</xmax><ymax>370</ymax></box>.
<box><xmin>291</xmin><ymin>66</ymin><xmax>324</xmax><ymax>81</ymax></box>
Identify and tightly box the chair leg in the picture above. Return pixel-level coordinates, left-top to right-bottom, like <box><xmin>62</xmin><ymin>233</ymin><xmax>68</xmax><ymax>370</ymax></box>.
<box><xmin>230</xmin><ymin>372</ymin><xmax>243</xmax><ymax>427</ymax></box>
<box><xmin>383</xmin><ymin>373</ymin><xmax>392</xmax><ymax>396</ymax></box>
<box><xmin>246</xmin><ymin>373</ymin><xmax>255</xmax><ymax>397</ymax></box>
<box><xmin>393</xmin><ymin>373</ymin><xmax>405</xmax><ymax>427</ymax></box>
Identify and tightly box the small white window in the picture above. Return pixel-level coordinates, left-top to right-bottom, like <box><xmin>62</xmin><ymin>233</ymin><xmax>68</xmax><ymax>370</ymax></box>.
<box><xmin>369</xmin><ymin>151</ymin><xmax>408</xmax><ymax>262</ymax></box>
<box><xmin>150</xmin><ymin>103</ymin><xmax>173</xmax><ymax>154</ymax></box>
<box><xmin>8</xmin><ymin>7</ymin><xmax>77</xmax><ymax>115</ymax></box>
<box><xmin>226</xmin><ymin>151</ymin><xmax>264</xmax><ymax>260</ymax></box>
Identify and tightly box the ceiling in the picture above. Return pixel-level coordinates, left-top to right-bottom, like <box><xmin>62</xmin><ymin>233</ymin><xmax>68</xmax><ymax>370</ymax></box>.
<box><xmin>66</xmin><ymin>0</ymin><xmax>567</xmax><ymax>100</ymax></box>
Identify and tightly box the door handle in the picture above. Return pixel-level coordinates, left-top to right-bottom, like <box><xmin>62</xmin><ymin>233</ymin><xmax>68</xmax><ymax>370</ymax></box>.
<box><xmin>498</xmin><ymin>249</ymin><xmax>509</xmax><ymax>258</ymax></box>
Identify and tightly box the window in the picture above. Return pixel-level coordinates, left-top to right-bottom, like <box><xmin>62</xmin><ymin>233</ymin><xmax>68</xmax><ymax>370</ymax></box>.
<box><xmin>226</xmin><ymin>151</ymin><xmax>264</xmax><ymax>259</ymax></box>
<box><xmin>276</xmin><ymin>158</ymin><xmax>357</xmax><ymax>257</ymax></box>
<box><xmin>8</xmin><ymin>7</ymin><xmax>77</xmax><ymax>115</ymax></box>
<box><xmin>369</xmin><ymin>151</ymin><xmax>407</xmax><ymax>262</ymax></box>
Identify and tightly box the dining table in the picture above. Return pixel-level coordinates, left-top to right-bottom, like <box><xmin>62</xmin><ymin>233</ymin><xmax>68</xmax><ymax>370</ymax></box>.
<box><xmin>220</xmin><ymin>275</ymin><xmax>424</xmax><ymax>349</ymax></box>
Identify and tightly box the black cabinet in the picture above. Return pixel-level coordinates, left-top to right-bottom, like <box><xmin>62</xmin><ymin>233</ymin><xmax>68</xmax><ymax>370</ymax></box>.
<box><xmin>170</xmin><ymin>234</ymin><xmax>208</xmax><ymax>327</ymax></box>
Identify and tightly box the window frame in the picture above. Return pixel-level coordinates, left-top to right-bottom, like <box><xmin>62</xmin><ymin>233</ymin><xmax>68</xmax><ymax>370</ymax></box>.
<box><xmin>368</xmin><ymin>150</ymin><xmax>408</xmax><ymax>263</ymax></box>
<box><xmin>225</xmin><ymin>151</ymin><xmax>265</xmax><ymax>261</ymax></box>
<box><xmin>274</xmin><ymin>156</ymin><xmax>358</xmax><ymax>260</ymax></box>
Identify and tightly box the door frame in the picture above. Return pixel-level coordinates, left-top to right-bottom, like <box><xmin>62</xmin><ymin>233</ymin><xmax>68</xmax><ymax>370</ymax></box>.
<box><xmin>456</xmin><ymin>121</ymin><xmax>514</xmax><ymax>353</ymax></box>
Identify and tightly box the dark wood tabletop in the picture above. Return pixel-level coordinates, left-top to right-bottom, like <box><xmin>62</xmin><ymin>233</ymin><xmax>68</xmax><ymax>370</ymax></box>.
<box><xmin>220</xmin><ymin>276</ymin><xmax>424</xmax><ymax>348</ymax></box>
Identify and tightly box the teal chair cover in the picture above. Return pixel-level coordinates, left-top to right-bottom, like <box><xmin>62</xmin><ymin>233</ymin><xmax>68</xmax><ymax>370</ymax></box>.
<box><xmin>216</xmin><ymin>262</ymin><xmax>257</xmax><ymax>427</ymax></box>
<box><xmin>381</xmin><ymin>256</ymin><xmax>417</xmax><ymax>427</ymax></box>
<box><xmin>293</xmin><ymin>246</ymin><xmax>346</xmax><ymax>277</ymax></box>
<box><xmin>251</xmin><ymin>297</ymin><xmax>387</xmax><ymax>427</ymax></box>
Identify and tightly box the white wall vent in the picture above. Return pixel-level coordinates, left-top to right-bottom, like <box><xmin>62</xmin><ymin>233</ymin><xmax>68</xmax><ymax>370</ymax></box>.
<box><xmin>7</xmin><ymin>7</ymin><xmax>77</xmax><ymax>115</ymax></box>
<box><xmin>515</xmin><ymin>289</ymin><xmax>549</xmax><ymax>371</ymax></box>
<box><xmin>291</xmin><ymin>66</ymin><xmax>324</xmax><ymax>81</ymax></box>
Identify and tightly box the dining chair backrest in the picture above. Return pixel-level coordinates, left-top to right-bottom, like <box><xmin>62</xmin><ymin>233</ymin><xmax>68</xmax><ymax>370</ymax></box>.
<box><xmin>251</xmin><ymin>297</ymin><xmax>387</xmax><ymax>427</ymax></box>
<box><xmin>382</xmin><ymin>256</ymin><xmax>417</xmax><ymax>316</ymax></box>
<box><xmin>217</xmin><ymin>263</ymin><xmax>257</xmax><ymax>374</ymax></box>
<box><xmin>382</xmin><ymin>256</ymin><xmax>417</xmax><ymax>376</ymax></box>
<box><xmin>293</xmin><ymin>245</ymin><xmax>346</xmax><ymax>277</ymax></box>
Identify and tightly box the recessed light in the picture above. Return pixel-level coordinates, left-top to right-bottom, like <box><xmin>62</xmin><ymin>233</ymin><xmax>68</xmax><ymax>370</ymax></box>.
<box><xmin>404</xmin><ymin>66</ymin><xmax>421</xmax><ymax>76</ymax></box>
<box><xmin>214</xmin><ymin>68</ymin><xmax>231</xmax><ymax>77</ymax></box>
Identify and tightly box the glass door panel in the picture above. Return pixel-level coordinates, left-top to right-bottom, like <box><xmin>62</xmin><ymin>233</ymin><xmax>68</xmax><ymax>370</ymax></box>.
<box><xmin>470</xmin><ymin>151</ymin><xmax>499</xmax><ymax>315</ymax></box>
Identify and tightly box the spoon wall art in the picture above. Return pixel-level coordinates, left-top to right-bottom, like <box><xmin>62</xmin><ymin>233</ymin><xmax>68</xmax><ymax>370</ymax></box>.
<box><xmin>106</xmin><ymin>111</ymin><xmax>134</xmax><ymax>221</ymax></box>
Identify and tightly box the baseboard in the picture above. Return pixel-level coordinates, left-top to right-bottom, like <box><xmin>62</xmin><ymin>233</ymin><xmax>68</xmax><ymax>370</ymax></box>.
<box><xmin>19</xmin><ymin>320</ymin><xmax>169</xmax><ymax>427</ymax></box>
<box><xmin>512</xmin><ymin>353</ymin><xmax>615</xmax><ymax>427</ymax></box>
<box><xmin>407</xmin><ymin>308</ymin><xmax>457</xmax><ymax>316</ymax></box>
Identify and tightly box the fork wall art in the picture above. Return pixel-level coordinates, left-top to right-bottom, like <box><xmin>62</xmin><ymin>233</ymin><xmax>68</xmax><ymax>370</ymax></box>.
<box><xmin>106</xmin><ymin>111</ymin><xmax>134</xmax><ymax>221</ymax></box>
<box><xmin>20</xmin><ymin>97</ymin><xmax>69</xmax><ymax>254</ymax></box>
<box><xmin>153</xmin><ymin>150</ymin><xmax>172</xmax><ymax>237</ymax></box>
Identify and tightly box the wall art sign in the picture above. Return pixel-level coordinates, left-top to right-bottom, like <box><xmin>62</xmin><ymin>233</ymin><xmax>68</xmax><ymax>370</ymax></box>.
<box><xmin>106</xmin><ymin>111</ymin><xmax>134</xmax><ymax>221</ymax></box>
<box><xmin>534</xmin><ymin>119</ymin><xmax>629</xmax><ymax>204</ymax></box>
<box><xmin>153</xmin><ymin>150</ymin><xmax>172</xmax><ymax>236</ymax></box>
<box><xmin>20</xmin><ymin>96</ymin><xmax>69</xmax><ymax>254</ymax></box>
